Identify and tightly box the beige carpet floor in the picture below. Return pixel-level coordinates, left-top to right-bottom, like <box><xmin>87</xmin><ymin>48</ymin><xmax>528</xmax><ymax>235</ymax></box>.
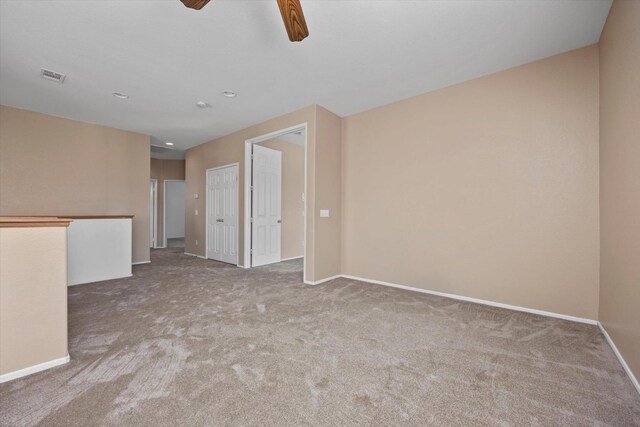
<box><xmin>1</xmin><ymin>248</ymin><xmax>639</xmax><ymax>426</ymax></box>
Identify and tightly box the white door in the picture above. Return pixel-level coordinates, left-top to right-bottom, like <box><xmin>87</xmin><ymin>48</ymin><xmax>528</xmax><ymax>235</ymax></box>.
<box><xmin>251</xmin><ymin>145</ymin><xmax>282</xmax><ymax>267</ymax></box>
<box><xmin>206</xmin><ymin>165</ymin><xmax>238</xmax><ymax>264</ymax></box>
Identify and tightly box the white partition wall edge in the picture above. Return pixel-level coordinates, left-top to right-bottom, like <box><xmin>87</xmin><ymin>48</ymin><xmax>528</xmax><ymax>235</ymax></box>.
<box><xmin>67</xmin><ymin>218</ymin><xmax>132</xmax><ymax>286</ymax></box>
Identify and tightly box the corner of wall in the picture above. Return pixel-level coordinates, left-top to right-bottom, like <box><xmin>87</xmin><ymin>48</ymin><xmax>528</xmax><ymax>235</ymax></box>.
<box><xmin>596</xmin><ymin>0</ymin><xmax>640</xmax><ymax>384</ymax></box>
<box><xmin>313</xmin><ymin>105</ymin><xmax>343</xmax><ymax>281</ymax></box>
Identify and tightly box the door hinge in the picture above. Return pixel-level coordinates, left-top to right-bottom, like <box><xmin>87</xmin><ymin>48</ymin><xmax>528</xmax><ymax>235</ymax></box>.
<box><xmin>250</xmin><ymin>185</ymin><xmax>254</xmax><ymax>192</ymax></box>
<box><xmin>250</xmin><ymin>217</ymin><xmax>254</xmax><ymax>223</ymax></box>
<box><xmin>250</xmin><ymin>249</ymin><xmax>253</xmax><ymax>254</ymax></box>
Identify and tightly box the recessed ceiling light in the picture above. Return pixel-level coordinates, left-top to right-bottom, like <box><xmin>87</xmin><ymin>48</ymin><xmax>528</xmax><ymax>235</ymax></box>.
<box><xmin>222</xmin><ymin>91</ymin><xmax>236</xmax><ymax>98</ymax></box>
<box><xmin>196</xmin><ymin>101</ymin><xmax>210</xmax><ymax>108</ymax></box>
<box><xmin>165</xmin><ymin>142</ymin><xmax>174</xmax><ymax>146</ymax></box>
<box><xmin>112</xmin><ymin>92</ymin><xmax>129</xmax><ymax>99</ymax></box>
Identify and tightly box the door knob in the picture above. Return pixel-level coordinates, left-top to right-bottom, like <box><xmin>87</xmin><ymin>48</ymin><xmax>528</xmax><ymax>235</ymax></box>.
<box><xmin>277</xmin><ymin>220</ymin><xmax>282</xmax><ymax>223</ymax></box>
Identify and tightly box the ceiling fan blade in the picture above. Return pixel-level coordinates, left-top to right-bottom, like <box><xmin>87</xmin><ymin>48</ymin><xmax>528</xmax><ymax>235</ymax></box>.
<box><xmin>276</xmin><ymin>0</ymin><xmax>309</xmax><ymax>42</ymax></box>
<box><xmin>180</xmin><ymin>0</ymin><xmax>211</xmax><ymax>10</ymax></box>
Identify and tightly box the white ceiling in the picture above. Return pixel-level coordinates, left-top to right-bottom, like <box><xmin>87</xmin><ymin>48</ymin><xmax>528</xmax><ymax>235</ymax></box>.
<box><xmin>0</xmin><ymin>0</ymin><xmax>611</xmax><ymax>151</ymax></box>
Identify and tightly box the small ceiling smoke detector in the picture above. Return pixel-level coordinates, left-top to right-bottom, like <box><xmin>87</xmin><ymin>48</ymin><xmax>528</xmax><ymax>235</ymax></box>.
<box><xmin>196</xmin><ymin>101</ymin><xmax>210</xmax><ymax>108</ymax></box>
<box><xmin>165</xmin><ymin>142</ymin><xmax>174</xmax><ymax>146</ymax></box>
<box><xmin>222</xmin><ymin>91</ymin><xmax>236</xmax><ymax>98</ymax></box>
<box><xmin>40</xmin><ymin>68</ymin><xmax>66</xmax><ymax>83</ymax></box>
<box><xmin>112</xmin><ymin>92</ymin><xmax>129</xmax><ymax>99</ymax></box>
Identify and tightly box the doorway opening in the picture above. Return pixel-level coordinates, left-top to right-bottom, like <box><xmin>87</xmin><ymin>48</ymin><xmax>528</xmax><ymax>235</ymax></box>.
<box><xmin>163</xmin><ymin>180</ymin><xmax>185</xmax><ymax>249</ymax></box>
<box><xmin>244</xmin><ymin>123</ymin><xmax>307</xmax><ymax>281</ymax></box>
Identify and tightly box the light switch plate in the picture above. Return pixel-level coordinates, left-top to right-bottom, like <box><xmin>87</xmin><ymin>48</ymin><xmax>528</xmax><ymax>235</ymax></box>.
<box><xmin>195</xmin><ymin>209</ymin><xmax>198</xmax><ymax>215</ymax></box>
<box><xmin>320</xmin><ymin>209</ymin><xmax>330</xmax><ymax>218</ymax></box>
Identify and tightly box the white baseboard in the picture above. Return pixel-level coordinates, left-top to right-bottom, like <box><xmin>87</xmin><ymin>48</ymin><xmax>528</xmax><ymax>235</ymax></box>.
<box><xmin>340</xmin><ymin>274</ymin><xmax>598</xmax><ymax>325</ymax></box>
<box><xmin>184</xmin><ymin>252</ymin><xmax>206</xmax><ymax>259</ymax></box>
<box><xmin>237</xmin><ymin>257</ymin><xmax>301</xmax><ymax>269</ymax></box>
<box><xmin>304</xmin><ymin>274</ymin><xmax>342</xmax><ymax>286</ymax></box>
<box><xmin>0</xmin><ymin>354</ymin><xmax>70</xmax><ymax>383</ymax></box>
<box><xmin>68</xmin><ymin>274</ymin><xmax>132</xmax><ymax>286</ymax></box>
<box><xmin>320</xmin><ymin>274</ymin><xmax>636</xmax><ymax>394</ymax></box>
<box><xmin>598</xmin><ymin>322</ymin><xmax>640</xmax><ymax>395</ymax></box>
<box><xmin>132</xmin><ymin>260</ymin><xmax>150</xmax><ymax>265</ymax></box>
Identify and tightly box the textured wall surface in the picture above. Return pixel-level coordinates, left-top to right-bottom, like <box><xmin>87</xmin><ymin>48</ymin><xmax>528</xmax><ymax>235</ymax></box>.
<box><xmin>0</xmin><ymin>106</ymin><xmax>150</xmax><ymax>263</ymax></box>
<box><xmin>342</xmin><ymin>46</ymin><xmax>600</xmax><ymax>319</ymax></box>
<box><xmin>0</xmin><ymin>226</ymin><xmax>68</xmax><ymax>375</ymax></box>
<box><xmin>599</xmin><ymin>0</ymin><xmax>640</xmax><ymax>379</ymax></box>
<box><xmin>185</xmin><ymin>106</ymin><xmax>317</xmax><ymax>279</ymax></box>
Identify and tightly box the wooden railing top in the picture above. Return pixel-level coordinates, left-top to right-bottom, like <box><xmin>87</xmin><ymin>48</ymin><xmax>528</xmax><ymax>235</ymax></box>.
<box><xmin>63</xmin><ymin>215</ymin><xmax>134</xmax><ymax>219</ymax></box>
<box><xmin>0</xmin><ymin>215</ymin><xmax>134</xmax><ymax>228</ymax></box>
<box><xmin>0</xmin><ymin>217</ymin><xmax>73</xmax><ymax>228</ymax></box>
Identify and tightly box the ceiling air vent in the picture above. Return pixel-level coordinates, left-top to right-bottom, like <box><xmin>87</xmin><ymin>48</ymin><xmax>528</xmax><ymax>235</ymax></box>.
<box><xmin>40</xmin><ymin>68</ymin><xmax>66</xmax><ymax>83</ymax></box>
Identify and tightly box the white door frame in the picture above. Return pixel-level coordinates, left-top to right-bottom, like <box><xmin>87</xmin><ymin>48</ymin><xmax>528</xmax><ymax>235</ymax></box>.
<box><xmin>150</xmin><ymin>179</ymin><xmax>158</xmax><ymax>248</ymax></box>
<box><xmin>163</xmin><ymin>179</ymin><xmax>185</xmax><ymax>247</ymax></box>
<box><xmin>244</xmin><ymin>123</ymin><xmax>308</xmax><ymax>281</ymax></box>
<box><xmin>205</xmin><ymin>163</ymin><xmax>240</xmax><ymax>264</ymax></box>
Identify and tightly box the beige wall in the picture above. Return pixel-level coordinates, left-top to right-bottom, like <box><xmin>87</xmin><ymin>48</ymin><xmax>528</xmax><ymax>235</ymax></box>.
<box><xmin>0</xmin><ymin>106</ymin><xmax>151</xmax><ymax>263</ymax></box>
<box><xmin>150</xmin><ymin>159</ymin><xmax>185</xmax><ymax>247</ymax></box>
<box><xmin>186</xmin><ymin>105</ymin><xmax>317</xmax><ymax>280</ymax></box>
<box><xmin>259</xmin><ymin>139</ymin><xmax>304</xmax><ymax>260</ymax></box>
<box><xmin>0</xmin><ymin>226</ymin><xmax>68</xmax><ymax>375</ymax></box>
<box><xmin>186</xmin><ymin>105</ymin><xmax>343</xmax><ymax>282</ymax></box>
<box><xmin>341</xmin><ymin>45</ymin><xmax>600</xmax><ymax>319</ymax></box>
<box><xmin>599</xmin><ymin>0</ymin><xmax>640</xmax><ymax>379</ymax></box>
<box><xmin>315</xmin><ymin>106</ymin><xmax>342</xmax><ymax>280</ymax></box>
